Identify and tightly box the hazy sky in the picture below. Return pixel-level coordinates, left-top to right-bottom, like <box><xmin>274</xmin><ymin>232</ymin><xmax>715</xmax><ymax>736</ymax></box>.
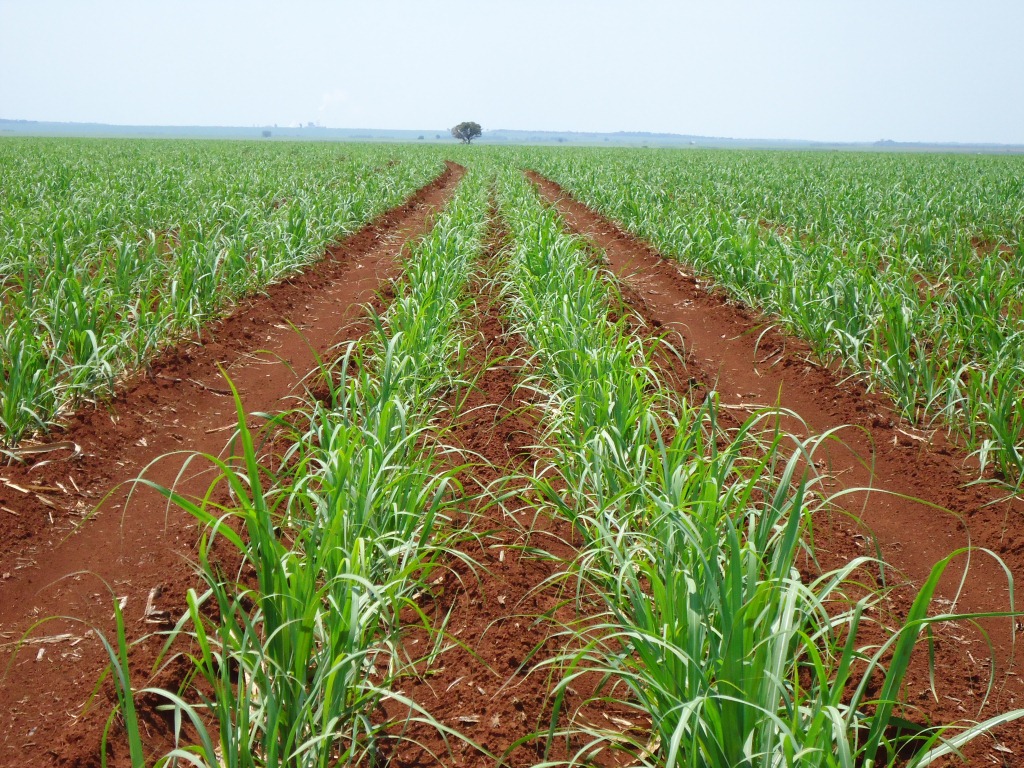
<box><xmin>2</xmin><ymin>0</ymin><xmax>1022</xmax><ymax>144</ymax></box>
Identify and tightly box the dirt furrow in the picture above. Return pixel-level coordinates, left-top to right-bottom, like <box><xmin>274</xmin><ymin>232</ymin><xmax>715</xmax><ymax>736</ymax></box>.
<box><xmin>0</xmin><ymin>162</ymin><xmax>464</xmax><ymax>768</ymax></box>
<box><xmin>381</xmin><ymin>227</ymin><xmax>631</xmax><ymax>767</ymax></box>
<box><xmin>527</xmin><ymin>170</ymin><xmax>1024</xmax><ymax>763</ymax></box>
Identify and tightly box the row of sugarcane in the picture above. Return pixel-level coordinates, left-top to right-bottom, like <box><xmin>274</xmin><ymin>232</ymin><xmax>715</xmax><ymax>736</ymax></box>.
<box><xmin>520</xmin><ymin>147</ymin><xmax>1024</xmax><ymax>489</ymax></box>
<box><xmin>102</xmin><ymin>165</ymin><xmax>491</xmax><ymax>767</ymax></box>
<box><xmin>492</xmin><ymin>167</ymin><xmax>1021</xmax><ymax>767</ymax></box>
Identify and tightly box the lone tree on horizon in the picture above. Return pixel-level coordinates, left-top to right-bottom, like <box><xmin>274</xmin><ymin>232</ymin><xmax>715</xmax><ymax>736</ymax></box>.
<box><xmin>451</xmin><ymin>121</ymin><xmax>482</xmax><ymax>144</ymax></box>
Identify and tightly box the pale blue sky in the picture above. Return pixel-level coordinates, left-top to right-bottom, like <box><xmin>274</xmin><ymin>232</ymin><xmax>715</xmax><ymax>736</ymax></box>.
<box><xmin>1</xmin><ymin>0</ymin><xmax>1022</xmax><ymax>143</ymax></box>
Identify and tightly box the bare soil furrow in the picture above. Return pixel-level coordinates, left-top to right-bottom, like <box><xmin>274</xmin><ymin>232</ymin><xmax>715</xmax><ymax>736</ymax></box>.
<box><xmin>0</xmin><ymin>162</ymin><xmax>464</xmax><ymax>768</ymax></box>
<box><xmin>527</xmin><ymin>170</ymin><xmax>1024</xmax><ymax>764</ymax></box>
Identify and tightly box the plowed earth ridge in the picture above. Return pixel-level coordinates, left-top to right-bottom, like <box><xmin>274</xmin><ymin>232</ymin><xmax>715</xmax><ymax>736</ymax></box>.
<box><xmin>0</xmin><ymin>162</ymin><xmax>464</xmax><ymax>768</ymax></box>
<box><xmin>526</xmin><ymin>170</ymin><xmax>1024</xmax><ymax>764</ymax></box>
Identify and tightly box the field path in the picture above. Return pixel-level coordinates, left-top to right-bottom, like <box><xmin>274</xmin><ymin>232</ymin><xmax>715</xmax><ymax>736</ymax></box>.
<box><xmin>528</xmin><ymin>171</ymin><xmax>1024</xmax><ymax>763</ymax></box>
<box><xmin>0</xmin><ymin>162</ymin><xmax>463</xmax><ymax>767</ymax></box>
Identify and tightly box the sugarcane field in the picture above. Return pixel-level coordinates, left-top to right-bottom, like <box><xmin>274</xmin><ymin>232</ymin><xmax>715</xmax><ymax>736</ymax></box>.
<box><xmin>2</xmin><ymin>4</ymin><xmax>1024</xmax><ymax>767</ymax></box>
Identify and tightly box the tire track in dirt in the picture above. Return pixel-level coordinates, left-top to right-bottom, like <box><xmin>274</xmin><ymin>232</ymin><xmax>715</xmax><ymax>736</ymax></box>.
<box><xmin>0</xmin><ymin>162</ymin><xmax>464</xmax><ymax>768</ymax></box>
<box><xmin>381</xmin><ymin>225</ymin><xmax>634</xmax><ymax>768</ymax></box>
<box><xmin>527</xmin><ymin>171</ymin><xmax>1024</xmax><ymax>763</ymax></box>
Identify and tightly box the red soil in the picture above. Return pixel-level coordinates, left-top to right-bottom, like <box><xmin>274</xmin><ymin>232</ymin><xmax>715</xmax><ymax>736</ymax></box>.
<box><xmin>527</xmin><ymin>171</ymin><xmax>1024</xmax><ymax>764</ymax></box>
<box><xmin>0</xmin><ymin>163</ymin><xmax>463</xmax><ymax>768</ymax></box>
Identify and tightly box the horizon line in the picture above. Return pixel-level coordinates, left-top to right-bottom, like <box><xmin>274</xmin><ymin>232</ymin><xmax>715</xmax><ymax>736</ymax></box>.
<box><xmin>2</xmin><ymin>117</ymin><xmax>1023</xmax><ymax>150</ymax></box>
